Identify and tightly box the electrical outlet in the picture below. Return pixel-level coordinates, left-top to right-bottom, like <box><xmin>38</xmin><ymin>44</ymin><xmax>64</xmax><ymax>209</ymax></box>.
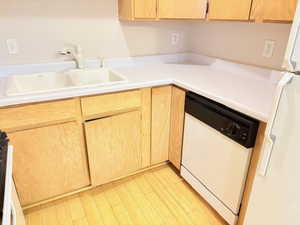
<box><xmin>262</xmin><ymin>40</ymin><xmax>276</xmax><ymax>58</ymax></box>
<box><xmin>171</xmin><ymin>33</ymin><xmax>180</xmax><ymax>45</ymax></box>
<box><xmin>6</xmin><ymin>39</ymin><xmax>19</xmax><ymax>55</ymax></box>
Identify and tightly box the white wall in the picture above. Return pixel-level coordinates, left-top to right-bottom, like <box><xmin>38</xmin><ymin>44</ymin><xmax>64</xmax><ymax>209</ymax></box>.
<box><xmin>0</xmin><ymin>0</ymin><xmax>189</xmax><ymax>65</ymax></box>
<box><xmin>188</xmin><ymin>21</ymin><xmax>292</xmax><ymax>69</ymax></box>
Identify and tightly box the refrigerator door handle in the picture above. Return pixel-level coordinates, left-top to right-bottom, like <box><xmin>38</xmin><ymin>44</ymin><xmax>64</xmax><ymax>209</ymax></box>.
<box><xmin>259</xmin><ymin>73</ymin><xmax>293</xmax><ymax>177</ymax></box>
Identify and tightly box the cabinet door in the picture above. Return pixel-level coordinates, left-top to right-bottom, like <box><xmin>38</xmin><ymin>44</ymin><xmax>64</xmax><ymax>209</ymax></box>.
<box><xmin>9</xmin><ymin>122</ymin><xmax>90</xmax><ymax>206</ymax></box>
<box><xmin>134</xmin><ymin>0</ymin><xmax>157</xmax><ymax>19</ymax></box>
<box><xmin>151</xmin><ymin>86</ymin><xmax>172</xmax><ymax>165</ymax></box>
<box><xmin>169</xmin><ymin>87</ymin><xmax>186</xmax><ymax>170</ymax></box>
<box><xmin>250</xmin><ymin>0</ymin><xmax>298</xmax><ymax>22</ymax></box>
<box><xmin>208</xmin><ymin>0</ymin><xmax>252</xmax><ymax>20</ymax></box>
<box><xmin>159</xmin><ymin>0</ymin><xmax>207</xmax><ymax>19</ymax></box>
<box><xmin>85</xmin><ymin>111</ymin><xmax>142</xmax><ymax>186</ymax></box>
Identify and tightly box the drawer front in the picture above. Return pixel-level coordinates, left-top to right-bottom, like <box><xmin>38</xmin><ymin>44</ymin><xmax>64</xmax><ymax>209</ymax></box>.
<box><xmin>81</xmin><ymin>90</ymin><xmax>142</xmax><ymax>119</ymax></box>
<box><xmin>0</xmin><ymin>99</ymin><xmax>78</xmax><ymax>132</ymax></box>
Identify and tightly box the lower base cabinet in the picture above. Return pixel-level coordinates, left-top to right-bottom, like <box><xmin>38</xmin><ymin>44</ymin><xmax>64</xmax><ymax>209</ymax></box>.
<box><xmin>85</xmin><ymin>110</ymin><xmax>143</xmax><ymax>186</ymax></box>
<box><xmin>9</xmin><ymin>122</ymin><xmax>90</xmax><ymax>206</ymax></box>
<box><xmin>6</xmin><ymin>86</ymin><xmax>185</xmax><ymax>207</ymax></box>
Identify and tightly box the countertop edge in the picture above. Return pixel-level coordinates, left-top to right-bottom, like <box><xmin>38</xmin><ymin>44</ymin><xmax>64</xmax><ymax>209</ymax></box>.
<box><xmin>0</xmin><ymin>78</ymin><xmax>269</xmax><ymax>122</ymax></box>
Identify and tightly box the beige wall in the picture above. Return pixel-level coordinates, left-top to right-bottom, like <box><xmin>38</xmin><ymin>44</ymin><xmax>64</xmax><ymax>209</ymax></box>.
<box><xmin>0</xmin><ymin>0</ymin><xmax>189</xmax><ymax>65</ymax></box>
<box><xmin>188</xmin><ymin>21</ymin><xmax>292</xmax><ymax>69</ymax></box>
<box><xmin>0</xmin><ymin>0</ymin><xmax>293</xmax><ymax>69</ymax></box>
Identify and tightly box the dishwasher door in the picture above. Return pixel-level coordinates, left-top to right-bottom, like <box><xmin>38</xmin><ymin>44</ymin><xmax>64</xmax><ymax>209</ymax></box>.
<box><xmin>182</xmin><ymin>113</ymin><xmax>252</xmax><ymax>217</ymax></box>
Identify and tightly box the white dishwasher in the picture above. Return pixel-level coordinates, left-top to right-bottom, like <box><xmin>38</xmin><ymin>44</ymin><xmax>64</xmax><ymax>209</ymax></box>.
<box><xmin>181</xmin><ymin>92</ymin><xmax>259</xmax><ymax>225</ymax></box>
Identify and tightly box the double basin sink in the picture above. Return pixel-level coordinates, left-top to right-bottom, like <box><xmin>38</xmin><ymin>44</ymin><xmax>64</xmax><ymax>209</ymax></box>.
<box><xmin>6</xmin><ymin>68</ymin><xmax>128</xmax><ymax>96</ymax></box>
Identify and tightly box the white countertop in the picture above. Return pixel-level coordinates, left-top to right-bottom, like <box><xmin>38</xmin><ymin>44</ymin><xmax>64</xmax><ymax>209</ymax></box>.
<box><xmin>0</xmin><ymin>54</ymin><xmax>282</xmax><ymax>122</ymax></box>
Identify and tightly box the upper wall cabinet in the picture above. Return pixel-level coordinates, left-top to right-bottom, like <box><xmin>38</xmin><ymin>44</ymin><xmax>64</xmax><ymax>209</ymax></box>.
<box><xmin>208</xmin><ymin>0</ymin><xmax>253</xmax><ymax>20</ymax></box>
<box><xmin>119</xmin><ymin>0</ymin><xmax>157</xmax><ymax>20</ymax></box>
<box><xmin>119</xmin><ymin>0</ymin><xmax>207</xmax><ymax>20</ymax></box>
<box><xmin>250</xmin><ymin>0</ymin><xmax>298</xmax><ymax>22</ymax></box>
<box><xmin>158</xmin><ymin>0</ymin><xmax>207</xmax><ymax>19</ymax></box>
<box><xmin>119</xmin><ymin>0</ymin><xmax>298</xmax><ymax>22</ymax></box>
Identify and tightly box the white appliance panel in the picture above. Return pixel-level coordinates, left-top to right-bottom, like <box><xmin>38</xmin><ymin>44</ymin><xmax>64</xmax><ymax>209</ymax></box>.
<box><xmin>244</xmin><ymin>74</ymin><xmax>300</xmax><ymax>225</ymax></box>
<box><xmin>182</xmin><ymin>114</ymin><xmax>252</xmax><ymax>216</ymax></box>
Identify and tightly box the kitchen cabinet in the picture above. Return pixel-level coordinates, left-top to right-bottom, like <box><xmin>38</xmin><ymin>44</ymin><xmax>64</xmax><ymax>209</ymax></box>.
<box><xmin>81</xmin><ymin>90</ymin><xmax>142</xmax><ymax>120</ymax></box>
<box><xmin>208</xmin><ymin>0</ymin><xmax>252</xmax><ymax>20</ymax></box>
<box><xmin>85</xmin><ymin>111</ymin><xmax>143</xmax><ymax>186</ymax></box>
<box><xmin>250</xmin><ymin>0</ymin><xmax>298</xmax><ymax>22</ymax></box>
<box><xmin>9</xmin><ymin>122</ymin><xmax>90</xmax><ymax>206</ymax></box>
<box><xmin>151</xmin><ymin>86</ymin><xmax>172</xmax><ymax>165</ymax></box>
<box><xmin>82</xmin><ymin>89</ymin><xmax>151</xmax><ymax>186</ymax></box>
<box><xmin>119</xmin><ymin>0</ymin><xmax>207</xmax><ymax>20</ymax></box>
<box><xmin>118</xmin><ymin>0</ymin><xmax>157</xmax><ymax>20</ymax></box>
<box><xmin>2</xmin><ymin>86</ymin><xmax>184</xmax><ymax>208</ymax></box>
<box><xmin>158</xmin><ymin>0</ymin><xmax>207</xmax><ymax>19</ymax></box>
<box><xmin>0</xmin><ymin>99</ymin><xmax>78</xmax><ymax>132</ymax></box>
<box><xmin>169</xmin><ymin>86</ymin><xmax>186</xmax><ymax>170</ymax></box>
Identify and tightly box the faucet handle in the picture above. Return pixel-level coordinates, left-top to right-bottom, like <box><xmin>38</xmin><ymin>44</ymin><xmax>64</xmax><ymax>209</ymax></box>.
<box><xmin>57</xmin><ymin>49</ymin><xmax>72</xmax><ymax>56</ymax></box>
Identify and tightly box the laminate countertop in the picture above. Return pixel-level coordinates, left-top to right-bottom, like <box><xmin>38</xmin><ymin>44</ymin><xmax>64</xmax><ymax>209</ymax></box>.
<box><xmin>0</xmin><ymin>55</ymin><xmax>282</xmax><ymax>122</ymax></box>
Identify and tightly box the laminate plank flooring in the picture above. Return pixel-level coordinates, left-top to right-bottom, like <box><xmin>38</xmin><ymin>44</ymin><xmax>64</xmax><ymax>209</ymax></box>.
<box><xmin>25</xmin><ymin>165</ymin><xmax>228</xmax><ymax>225</ymax></box>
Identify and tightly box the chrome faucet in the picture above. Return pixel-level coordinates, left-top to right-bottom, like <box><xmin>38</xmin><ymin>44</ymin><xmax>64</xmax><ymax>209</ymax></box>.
<box><xmin>58</xmin><ymin>45</ymin><xmax>85</xmax><ymax>69</ymax></box>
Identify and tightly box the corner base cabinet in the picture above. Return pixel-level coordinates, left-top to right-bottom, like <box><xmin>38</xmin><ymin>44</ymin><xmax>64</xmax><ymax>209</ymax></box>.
<box><xmin>151</xmin><ymin>86</ymin><xmax>186</xmax><ymax>169</ymax></box>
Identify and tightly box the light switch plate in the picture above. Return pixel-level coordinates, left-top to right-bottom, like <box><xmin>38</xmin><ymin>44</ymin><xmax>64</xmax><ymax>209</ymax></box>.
<box><xmin>263</xmin><ymin>40</ymin><xmax>276</xmax><ymax>58</ymax></box>
<box><xmin>6</xmin><ymin>39</ymin><xmax>19</xmax><ymax>55</ymax></box>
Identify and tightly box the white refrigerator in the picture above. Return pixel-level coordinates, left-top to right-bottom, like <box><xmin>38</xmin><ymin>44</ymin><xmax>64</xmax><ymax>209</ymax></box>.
<box><xmin>243</xmin><ymin>2</ymin><xmax>300</xmax><ymax>225</ymax></box>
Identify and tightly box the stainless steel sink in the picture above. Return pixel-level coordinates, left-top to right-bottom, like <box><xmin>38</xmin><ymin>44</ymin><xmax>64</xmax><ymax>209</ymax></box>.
<box><xmin>5</xmin><ymin>68</ymin><xmax>128</xmax><ymax>96</ymax></box>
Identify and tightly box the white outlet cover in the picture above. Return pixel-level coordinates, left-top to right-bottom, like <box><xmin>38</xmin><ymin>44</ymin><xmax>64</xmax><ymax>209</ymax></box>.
<box><xmin>6</xmin><ymin>39</ymin><xmax>19</xmax><ymax>55</ymax></box>
<box><xmin>171</xmin><ymin>33</ymin><xmax>180</xmax><ymax>45</ymax></box>
<box><xmin>263</xmin><ymin>40</ymin><xmax>276</xmax><ymax>58</ymax></box>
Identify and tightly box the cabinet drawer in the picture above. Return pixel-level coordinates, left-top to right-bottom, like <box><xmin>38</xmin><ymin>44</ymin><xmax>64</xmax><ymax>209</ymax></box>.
<box><xmin>81</xmin><ymin>90</ymin><xmax>142</xmax><ymax>119</ymax></box>
<box><xmin>0</xmin><ymin>99</ymin><xmax>78</xmax><ymax>132</ymax></box>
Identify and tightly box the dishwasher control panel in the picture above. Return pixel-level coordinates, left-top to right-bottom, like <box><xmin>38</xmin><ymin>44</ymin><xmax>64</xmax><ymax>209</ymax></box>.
<box><xmin>185</xmin><ymin>92</ymin><xmax>259</xmax><ymax>148</ymax></box>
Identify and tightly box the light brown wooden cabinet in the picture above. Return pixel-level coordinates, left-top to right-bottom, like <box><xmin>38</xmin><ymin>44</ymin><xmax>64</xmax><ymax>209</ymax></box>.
<box><xmin>4</xmin><ymin>86</ymin><xmax>184</xmax><ymax>208</ymax></box>
<box><xmin>118</xmin><ymin>0</ymin><xmax>157</xmax><ymax>20</ymax></box>
<box><xmin>82</xmin><ymin>89</ymin><xmax>151</xmax><ymax>186</ymax></box>
<box><xmin>85</xmin><ymin>111</ymin><xmax>143</xmax><ymax>186</ymax></box>
<box><xmin>151</xmin><ymin>86</ymin><xmax>172</xmax><ymax>165</ymax></box>
<box><xmin>151</xmin><ymin>86</ymin><xmax>186</xmax><ymax>168</ymax></box>
<box><xmin>9</xmin><ymin>122</ymin><xmax>90</xmax><ymax>206</ymax></box>
<box><xmin>169</xmin><ymin>86</ymin><xmax>186</xmax><ymax>170</ymax></box>
<box><xmin>250</xmin><ymin>0</ymin><xmax>298</xmax><ymax>22</ymax></box>
<box><xmin>119</xmin><ymin>0</ymin><xmax>207</xmax><ymax>20</ymax></box>
<box><xmin>208</xmin><ymin>0</ymin><xmax>297</xmax><ymax>22</ymax></box>
<box><xmin>158</xmin><ymin>0</ymin><xmax>207</xmax><ymax>19</ymax></box>
<box><xmin>119</xmin><ymin>0</ymin><xmax>297</xmax><ymax>22</ymax></box>
<box><xmin>208</xmin><ymin>0</ymin><xmax>253</xmax><ymax>20</ymax></box>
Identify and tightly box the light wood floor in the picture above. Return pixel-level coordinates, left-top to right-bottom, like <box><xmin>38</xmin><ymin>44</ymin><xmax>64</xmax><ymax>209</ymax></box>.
<box><xmin>25</xmin><ymin>165</ymin><xmax>228</xmax><ymax>225</ymax></box>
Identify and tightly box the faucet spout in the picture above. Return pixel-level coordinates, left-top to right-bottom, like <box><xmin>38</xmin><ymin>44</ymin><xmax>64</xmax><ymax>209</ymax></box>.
<box><xmin>58</xmin><ymin>44</ymin><xmax>85</xmax><ymax>69</ymax></box>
